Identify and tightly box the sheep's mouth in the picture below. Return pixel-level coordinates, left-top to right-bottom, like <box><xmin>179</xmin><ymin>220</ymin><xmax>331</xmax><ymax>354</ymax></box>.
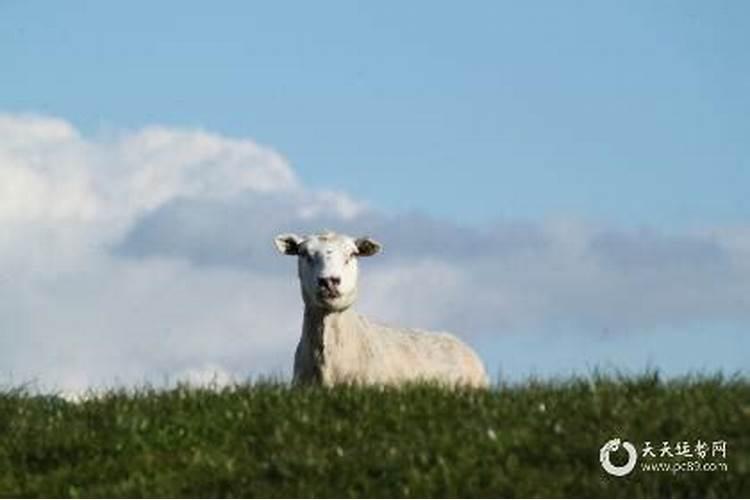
<box><xmin>318</xmin><ymin>289</ymin><xmax>341</xmax><ymax>300</ymax></box>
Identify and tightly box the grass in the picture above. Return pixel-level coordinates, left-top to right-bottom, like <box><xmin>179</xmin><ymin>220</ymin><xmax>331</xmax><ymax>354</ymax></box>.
<box><xmin>0</xmin><ymin>373</ymin><xmax>748</xmax><ymax>498</ymax></box>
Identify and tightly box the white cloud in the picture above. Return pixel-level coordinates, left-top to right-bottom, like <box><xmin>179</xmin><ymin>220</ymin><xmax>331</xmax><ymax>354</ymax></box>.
<box><xmin>1</xmin><ymin>113</ymin><xmax>748</xmax><ymax>392</ymax></box>
<box><xmin>0</xmin><ymin>113</ymin><xmax>345</xmax><ymax>393</ymax></box>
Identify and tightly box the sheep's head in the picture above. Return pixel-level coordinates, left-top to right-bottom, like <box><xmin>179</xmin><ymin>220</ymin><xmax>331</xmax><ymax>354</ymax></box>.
<box><xmin>274</xmin><ymin>231</ymin><xmax>381</xmax><ymax>311</ymax></box>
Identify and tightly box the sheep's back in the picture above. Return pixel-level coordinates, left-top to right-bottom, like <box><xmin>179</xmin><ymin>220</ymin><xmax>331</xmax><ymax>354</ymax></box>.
<box><xmin>361</xmin><ymin>319</ymin><xmax>489</xmax><ymax>387</ymax></box>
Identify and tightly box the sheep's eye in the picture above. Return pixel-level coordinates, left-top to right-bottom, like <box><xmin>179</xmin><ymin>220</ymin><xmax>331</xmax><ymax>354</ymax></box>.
<box><xmin>301</xmin><ymin>251</ymin><xmax>314</xmax><ymax>263</ymax></box>
<box><xmin>345</xmin><ymin>253</ymin><xmax>355</xmax><ymax>264</ymax></box>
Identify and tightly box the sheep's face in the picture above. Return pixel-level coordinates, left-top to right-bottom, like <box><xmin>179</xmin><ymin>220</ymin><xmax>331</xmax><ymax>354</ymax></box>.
<box><xmin>274</xmin><ymin>231</ymin><xmax>381</xmax><ymax>311</ymax></box>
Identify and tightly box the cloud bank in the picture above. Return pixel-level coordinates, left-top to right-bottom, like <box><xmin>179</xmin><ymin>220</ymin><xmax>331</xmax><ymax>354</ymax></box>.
<box><xmin>1</xmin><ymin>113</ymin><xmax>748</xmax><ymax>393</ymax></box>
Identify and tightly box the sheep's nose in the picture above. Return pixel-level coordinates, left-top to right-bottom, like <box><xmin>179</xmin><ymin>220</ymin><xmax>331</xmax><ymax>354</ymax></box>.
<box><xmin>318</xmin><ymin>276</ymin><xmax>341</xmax><ymax>290</ymax></box>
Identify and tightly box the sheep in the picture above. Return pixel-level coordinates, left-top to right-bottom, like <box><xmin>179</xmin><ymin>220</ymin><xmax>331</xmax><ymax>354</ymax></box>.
<box><xmin>274</xmin><ymin>230</ymin><xmax>490</xmax><ymax>388</ymax></box>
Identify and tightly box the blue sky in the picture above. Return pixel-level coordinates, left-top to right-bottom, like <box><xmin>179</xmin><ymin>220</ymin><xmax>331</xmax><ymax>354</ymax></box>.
<box><xmin>1</xmin><ymin>1</ymin><xmax>748</xmax><ymax>390</ymax></box>
<box><xmin>3</xmin><ymin>1</ymin><xmax>749</xmax><ymax>226</ymax></box>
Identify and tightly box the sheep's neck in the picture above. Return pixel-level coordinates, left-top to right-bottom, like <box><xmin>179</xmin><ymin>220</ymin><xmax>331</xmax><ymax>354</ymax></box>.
<box><xmin>303</xmin><ymin>305</ymin><xmax>356</xmax><ymax>366</ymax></box>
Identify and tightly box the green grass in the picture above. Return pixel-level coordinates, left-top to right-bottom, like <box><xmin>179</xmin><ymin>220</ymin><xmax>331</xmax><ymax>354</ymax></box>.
<box><xmin>1</xmin><ymin>374</ymin><xmax>748</xmax><ymax>497</ymax></box>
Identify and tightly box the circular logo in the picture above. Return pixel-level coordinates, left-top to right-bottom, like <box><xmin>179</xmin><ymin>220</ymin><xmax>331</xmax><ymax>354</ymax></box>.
<box><xmin>600</xmin><ymin>438</ymin><xmax>638</xmax><ymax>477</ymax></box>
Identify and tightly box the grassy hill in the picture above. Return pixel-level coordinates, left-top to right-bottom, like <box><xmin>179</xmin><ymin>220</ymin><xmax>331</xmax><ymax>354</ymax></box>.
<box><xmin>1</xmin><ymin>374</ymin><xmax>748</xmax><ymax>497</ymax></box>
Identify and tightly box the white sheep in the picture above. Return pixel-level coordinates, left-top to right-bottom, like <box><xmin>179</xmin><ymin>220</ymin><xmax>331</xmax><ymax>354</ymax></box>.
<box><xmin>274</xmin><ymin>230</ymin><xmax>490</xmax><ymax>388</ymax></box>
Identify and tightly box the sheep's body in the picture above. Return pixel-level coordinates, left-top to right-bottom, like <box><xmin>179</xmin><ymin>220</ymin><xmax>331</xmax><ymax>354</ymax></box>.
<box><xmin>275</xmin><ymin>230</ymin><xmax>490</xmax><ymax>389</ymax></box>
<box><xmin>294</xmin><ymin>306</ymin><xmax>489</xmax><ymax>387</ymax></box>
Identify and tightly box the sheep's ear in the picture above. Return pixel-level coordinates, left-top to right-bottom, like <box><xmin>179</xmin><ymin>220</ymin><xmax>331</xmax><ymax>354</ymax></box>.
<box><xmin>274</xmin><ymin>233</ymin><xmax>303</xmax><ymax>255</ymax></box>
<box><xmin>355</xmin><ymin>236</ymin><xmax>381</xmax><ymax>257</ymax></box>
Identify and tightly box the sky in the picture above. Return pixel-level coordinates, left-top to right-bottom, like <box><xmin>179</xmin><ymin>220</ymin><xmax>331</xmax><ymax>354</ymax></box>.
<box><xmin>1</xmin><ymin>1</ymin><xmax>748</xmax><ymax>394</ymax></box>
